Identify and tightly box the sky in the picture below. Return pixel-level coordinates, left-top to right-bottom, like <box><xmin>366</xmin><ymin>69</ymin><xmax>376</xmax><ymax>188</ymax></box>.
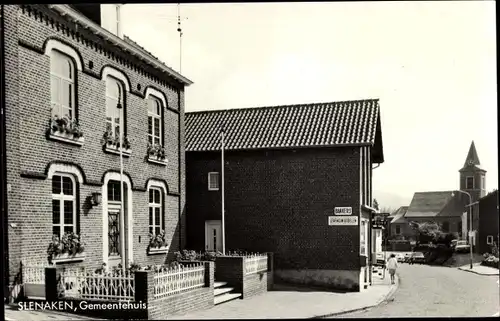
<box><xmin>102</xmin><ymin>1</ymin><xmax>497</xmax><ymax>209</ymax></box>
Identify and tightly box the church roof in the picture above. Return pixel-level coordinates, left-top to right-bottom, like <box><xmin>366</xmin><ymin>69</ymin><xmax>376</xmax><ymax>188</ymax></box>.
<box><xmin>404</xmin><ymin>191</ymin><xmax>465</xmax><ymax>218</ymax></box>
<box><xmin>460</xmin><ymin>141</ymin><xmax>486</xmax><ymax>172</ymax></box>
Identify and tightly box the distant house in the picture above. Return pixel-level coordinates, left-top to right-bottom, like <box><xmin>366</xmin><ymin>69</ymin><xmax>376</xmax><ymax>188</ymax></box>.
<box><xmin>185</xmin><ymin>99</ymin><xmax>385</xmax><ymax>292</ymax></box>
<box><xmin>478</xmin><ymin>190</ymin><xmax>499</xmax><ymax>254</ymax></box>
<box><xmin>388</xmin><ymin>206</ymin><xmax>415</xmax><ymax>239</ymax></box>
<box><xmin>404</xmin><ymin>191</ymin><xmax>465</xmax><ymax>238</ymax></box>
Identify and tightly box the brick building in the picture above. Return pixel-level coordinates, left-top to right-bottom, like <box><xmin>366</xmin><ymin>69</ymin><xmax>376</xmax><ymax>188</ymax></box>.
<box><xmin>185</xmin><ymin>99</ymin><xmax>385</xmax><ymax>291</ymax></box>
<box><xmin>477</xmin><ymin>190</ymin><xmax>499</xmax><ymax>254</ymax></box>
<box><xmin>1</xmin><ymin>4</ymin><xmax>191</xmax><ymax>300</ymax></box>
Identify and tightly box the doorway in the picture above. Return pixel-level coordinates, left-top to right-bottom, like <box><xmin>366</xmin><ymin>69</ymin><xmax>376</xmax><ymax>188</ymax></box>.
<box><xmin>205</xmin><ymin>220</ymin><xmax>222</xmax><ymax>252</ymax></box>
<box><xmin>105</xmin><ymin>179</ymin><xmax>130</xmax><ymax>269</ymax></box>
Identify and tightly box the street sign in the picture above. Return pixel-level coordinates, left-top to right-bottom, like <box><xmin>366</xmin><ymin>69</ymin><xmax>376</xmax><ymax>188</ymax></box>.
<box><xmin>328</xmin><ymin>216</ymin><xmax>358</xmax><ymax>226</ymax></box>
<box><xmin>334</xmin><ymin>207</ymin><xmax>352</xmax><ymax>216</ymax></box>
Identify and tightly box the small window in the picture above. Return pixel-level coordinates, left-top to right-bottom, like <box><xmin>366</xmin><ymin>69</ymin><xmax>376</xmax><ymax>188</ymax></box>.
<box><xmin>148</xmin><ymin>187</ymin><xmax>164</xmax><ymax>236</ymax></box>
<box><xmin>50</xmin><ymin>50</ymin><xmax>75</xmax><ymax>120</ymax></box>
<box><xmin>487</xmin><ymin>235</ymin><xmax>494</xmax><ymax>245</ymax></box>
<box><xmin>466</xmin><ymin>176</ymin><xmax>474</xmax><ymax>189</ymax></box>
<box><xmin>208</xmin><ymin>172</ymin><xmax>220</xmax><ymax>191</ymax></box>
<box><xmin>395</xmin><ymin>225</ymin><xmax>401</xmax><ymax>235</ymax></box>
<box><xmin>442</xmin><ymin>221</ymin><xmax>449</xmax><ymax>233</ymax></box>
<box><xmin>147</xmin><ymin>96</ymin><xmax>162</xmax><ymax>146</ymax></box>
<box><xmin>52</xmin><ymin>174</ymin><xmax>77</xmax><ymax>238</ymax></box>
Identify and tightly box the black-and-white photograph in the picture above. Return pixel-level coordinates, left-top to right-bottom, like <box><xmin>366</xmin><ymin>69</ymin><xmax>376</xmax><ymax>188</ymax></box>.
<box><xmin>1</xmin><ymin>2</ymin><xmax>498</xmax><ymax>320</ymax></box>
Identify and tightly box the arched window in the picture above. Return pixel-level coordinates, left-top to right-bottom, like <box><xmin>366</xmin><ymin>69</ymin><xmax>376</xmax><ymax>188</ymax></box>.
<box><xmin>52</xmin><ymin>173</ymin><xmax>77</xmax><ymax>238</ymax></box>
<box><xmin>50</xmin><ymin>50</ymin><xmax>75</xmax><ymax>119</ymax></box>
<box><xmin>106</xmin><ymin>76</ymin><xmax>124</xmax><ymax>139</ymax></box>
<box><xmin>148</xmin><ymin>187</ymin><xmax>164</xmax><ymax>235</ymax></box>
<box><xmin>148</xmin><ymin>96</ymin><xmax>162</xmax><ymax>146</ymax></box>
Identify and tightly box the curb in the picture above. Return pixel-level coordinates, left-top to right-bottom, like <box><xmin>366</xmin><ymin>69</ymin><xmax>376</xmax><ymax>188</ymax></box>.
<box><xmin>311</xmin><ymin>275</ymin><xmax>400</xmax><ymax>319</ymax></box>
<box><xmin>457</xmin><ymin>267</ymin><xmax>499</xmax><ymax>276</ymax></box>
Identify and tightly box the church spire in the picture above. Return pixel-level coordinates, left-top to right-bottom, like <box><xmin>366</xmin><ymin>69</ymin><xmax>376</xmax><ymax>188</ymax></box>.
<box><xmin>463</xmin><ymin>140</ymin><xmax>481</xmax><ymax>168</ymax></box>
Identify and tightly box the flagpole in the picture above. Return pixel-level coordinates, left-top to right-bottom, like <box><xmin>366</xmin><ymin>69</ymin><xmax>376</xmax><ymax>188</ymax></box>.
<box><xmin>221</xmin><ymin>128</ymin><xmax>226</xmax><ymax>255</ymax></box>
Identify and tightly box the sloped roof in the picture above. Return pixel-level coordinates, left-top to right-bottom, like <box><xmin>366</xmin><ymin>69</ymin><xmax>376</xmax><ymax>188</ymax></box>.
<box><xmin>390</xmin><ymin>206</ymin><xmax>409</xmax><ymax>224</ymax></box>
<box><xmin>405</xmin><ymin>191</ymin><xmax>465</xmax><ymax>218</ymax></box>
<box><xmin>185</xmin><ymin>99</ymin><xmax>384</xmax><ymax>162</ymax></box>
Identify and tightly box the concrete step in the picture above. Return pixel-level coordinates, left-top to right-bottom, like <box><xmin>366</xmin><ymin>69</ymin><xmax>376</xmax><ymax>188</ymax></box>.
<box><xmin>214</xmin><ymin>292</ymin><xmax>242</xmax><ymax>305</ymax></box>
<box><xmin>214</xmin><ymin>286</ymin><xmax>234</xmax><ymax>296</ymax></box>
<box><xmin>214</xmin><ymin>281</ymin><xmax>228</xmax><ymax>288</ymax></box>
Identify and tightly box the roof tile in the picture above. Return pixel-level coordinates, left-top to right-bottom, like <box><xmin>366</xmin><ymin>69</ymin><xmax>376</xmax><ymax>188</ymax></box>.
<box><xmin>186</xmin><ymin>99</ymin><xmax>380</xmax><ymax>152</ymax></box>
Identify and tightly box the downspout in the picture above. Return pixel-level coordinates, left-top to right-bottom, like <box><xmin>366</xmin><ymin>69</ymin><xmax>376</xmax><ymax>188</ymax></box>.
<box><xmin>178</xmin><ymin>89</ymin><xmax>182</xmax><ymax>250</ymax></box>
<box><xmin>0</xmin><ymin>3</ymin><xmax>9</xmax><ymax>301</ymax></box>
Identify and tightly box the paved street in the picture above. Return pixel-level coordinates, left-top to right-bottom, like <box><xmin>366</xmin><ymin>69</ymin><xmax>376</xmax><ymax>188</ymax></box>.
<box><xmin>336</xmin><ymin>263</ymin><xmax>500</xmax><ymax>318</ymax></box>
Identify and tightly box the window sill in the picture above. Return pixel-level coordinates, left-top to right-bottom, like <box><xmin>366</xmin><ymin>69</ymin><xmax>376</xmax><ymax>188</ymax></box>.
<box><xmin>147</xmin><ymin>246</ymin><xmax>168</xmax><ymax>255</ymax></box>
<box><xmin>104</xmin><ymin>145</ymin><xmax>131</xmax><ymax>157</ymax></box>
<box><xmin>147</xmin><ymin>156</ymin><xmax>168</xmax><ymax>166</ymax></box>
<box><xmin>51</xmin><ymin>252</ymin><xmax>86</xmax><ymax>264</ymax></box>
<box><xmin>48</xmin><ymin>131</ymin><xmax>84</xmax><ymax>146</ymax></box>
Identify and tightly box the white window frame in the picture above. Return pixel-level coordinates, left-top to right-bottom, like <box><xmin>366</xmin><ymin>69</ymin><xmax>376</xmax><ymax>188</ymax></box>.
<box><xmin>106</xmin><ymin>76</ymin><xmax>124</xmax><ymax>140</ymax></box>
<box><xmin>487</xmin><ymin>235</ymin><xmax>494</xmax><ymax>245</ymax></box>
<box><xmin>52</xmin><ymin>173</ymin><xmax>77</xmax><ymax>238</ymax></box>
<box><xmin>50</xmin><ymin>50</ymin><xmax>75</xmax><ymax>120</ymax></box>
<box><xmin>208</xmin><ymin>172</ymin><xmax>220</xmax><ymax>191</ymax></box>
<box><xmin>147</xmin><ymin>96</ymin><xmax>162</xmax><ymax>146</ymax></box>
<box><xmin>466</xmin><ymin>176</ymin><xmax>474</xmax><ymax>190</ymax></box>
<box><xmin>148</xmin><ymin>187</ymin><xmax>164</xmax><ymax>236</ymax></box>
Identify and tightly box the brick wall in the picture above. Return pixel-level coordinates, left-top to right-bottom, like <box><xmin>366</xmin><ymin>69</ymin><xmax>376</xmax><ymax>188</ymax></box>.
<box><xmin>478</xmin><ymin>191</ymin><xmax>499</xmax><ymax>254</ymax></box>
<box><xmin>187</xmin><ymin>147</ymin><xmax>361</xmax><ymax>271</ymax></box>
<box><xmin>4</xmin><ymin>4</ymin><xmax>186</xmax><ymax>291</ymax></box>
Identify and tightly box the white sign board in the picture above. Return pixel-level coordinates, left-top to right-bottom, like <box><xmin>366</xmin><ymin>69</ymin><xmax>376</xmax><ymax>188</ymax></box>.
<box><xmin>328</xmin><ymin>216</ymin><xmax>358</xmax><ymax>226</ymax></box>
<box><xmin>334</xmin><ymin>207</ymin><xmax>352</xmax><ymax>216</ymax></box>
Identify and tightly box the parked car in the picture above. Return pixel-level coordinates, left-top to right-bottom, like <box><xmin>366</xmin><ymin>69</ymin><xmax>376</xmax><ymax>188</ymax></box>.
<box><xmin>454</xmin><ymin>240</ymin><xmax>471</xmax><ymax>253</ymax></box>
<box><xmin>410</xmin><ymin>252</ymin><xmax>426</xmax><ymax>264</ymax></box>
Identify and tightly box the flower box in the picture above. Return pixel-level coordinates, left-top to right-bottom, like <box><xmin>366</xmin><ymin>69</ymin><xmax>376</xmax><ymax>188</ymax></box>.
<box><xmin>147</xmin><ymin>156</ymin><xmax>168</xmax><ymax>166</ymax></box>
<box><xmin>52</xmin><ymin>252</ymin><xmax>86</xmax><ymax>264</ymax></box>
<box><xmin>104</xmin><ymin>144</ymin><xmax>132</xmax><ymax>157</ymax></box>
<box><xmin>148</xmin><ymin>246</ymin><xmax>168</xmax><ymax>255</ymax></box>
<box><xmin>49</xmin><ymin>131</ymin><xmax>85</xmax><ymax>146</ymax></box>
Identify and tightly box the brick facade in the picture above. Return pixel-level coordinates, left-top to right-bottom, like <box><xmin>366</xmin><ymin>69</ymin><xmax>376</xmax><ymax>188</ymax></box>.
<box><xmin>3</xmin><ymin>4</ymin><xmax>187</xmax><ymax>298</ymax></box>
<box><xmin>186</xmin><ymin>146</ymin><xmax>366</xmax><ymax>289</ymax></box>
<box><xmin>478</xmin><ymin>191</ymin><xmax>499</xmax><ymax>254</ymax></box>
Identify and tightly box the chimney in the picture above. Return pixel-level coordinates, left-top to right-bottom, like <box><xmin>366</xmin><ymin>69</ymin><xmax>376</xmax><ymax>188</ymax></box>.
<box><xmin>116</xmin><ymin>4</ymin><xmax>123</xmax><ymax>38</ymax></box>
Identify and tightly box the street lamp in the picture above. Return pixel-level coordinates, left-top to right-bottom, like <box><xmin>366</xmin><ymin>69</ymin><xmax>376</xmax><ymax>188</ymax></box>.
<box><xmin>451</xmin><ymin>190</ymin><xmax>473</xmax><ymax>269</ymax></box>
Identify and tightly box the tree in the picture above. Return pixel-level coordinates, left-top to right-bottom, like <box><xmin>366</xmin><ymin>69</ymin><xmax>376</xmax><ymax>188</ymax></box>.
<box><xmin>409</xmin><ymin>221</ymin><xmax>457</xmax><ymax>246</ymax></box>
<box><xmin>373</xmin><ymin>199</ymin><xmax>380</xmax><ymax>211</ymax></box>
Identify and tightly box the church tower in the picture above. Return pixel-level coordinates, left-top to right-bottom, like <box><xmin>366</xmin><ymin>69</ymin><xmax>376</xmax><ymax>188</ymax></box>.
<box><xmin>459</xmin><ymin>140</ymin><xmax>487</xmax><ymax>202</ymax></box>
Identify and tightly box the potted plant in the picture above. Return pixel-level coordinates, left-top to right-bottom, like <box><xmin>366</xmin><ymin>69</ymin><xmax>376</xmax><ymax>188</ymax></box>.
<box><xmin>48</xmin><ymin>115</ymin><xmax>84</xmax><ymax>143</ymax></box>
<box><xmin>147</xmin><ymin>230</ymin><xmax>168</xmax><ymax>254</ymax></box>
<box><xmin>101</xmin><ymin>128</ymin><xmax>131</xmax><ymax>154</ymax></box>
<box><xmin>146</xmin><ymin>143</ymin><xmax>167</xmax><ymax>163</ymax></box>
<box><xmin>47</xmin><ymin>232</ymin><xmax>85</xmax><ymax>264</ymax></box>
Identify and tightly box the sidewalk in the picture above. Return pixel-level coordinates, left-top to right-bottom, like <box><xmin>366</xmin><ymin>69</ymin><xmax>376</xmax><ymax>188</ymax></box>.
<box><xmin>458</xmin><ymin>263</ymin><xmax>499</xmax><ymax>276</ymax></box>
<box><xmin>172</xmin><ymin>271</ymin><xmax>399</xmax><ymax>320</ymax></box>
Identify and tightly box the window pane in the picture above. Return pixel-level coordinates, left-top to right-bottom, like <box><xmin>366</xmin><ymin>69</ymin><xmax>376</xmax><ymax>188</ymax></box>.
<box><xmin>147</xmin><ymin>100</ymin><xmax>153</xmax><ymax>113</ymax></box>
<box><xmin>148</xmin><ymin>135</ymin><xmax>153</xmax><ymax>145</ymax></box>
<box><xmin>62</xmin><ymin>177</ymin><xmax>73</xmax><ymax>195</ymax></box>
<box><xmin>64</xmin><ymin>200</ymin><xmax>73</xmax><ymax>224</ymax></box>
<box><xmin>106</xmin><ymin>97</ymin><xmax>115</xmax><ymax>118</ymax></box>
<box><xmin>148</xmin><ymin>117</ymin><xmax>153</xmax><ymax>136</ymax></box>
<box><xmin>154</xmin><ymin>118</ymin><xmax>160</xmax><ymax>137</ymax></box>
<box><xmin>155</xmin><ymin>101</ymin><xmax>161</xmax><ymax>115</ymax></box>
<box><xmin>61</xmin><ymin>59</ymin><xmax>72</xmax><ymax>79</ymax></box>
<box><xmin>52</xmin><ymin>200</ymin><xmax>60</xmax><ymax>224</ymax></box>
<box><xmin>155</xmin><ymin>227</ymin><xmax>161</xmax><ymax>236</ymax></box>
<box><xmin>106</xmin><ymin>120</ymin><xmax>112</xmax><ymax>132</ymax></box>
<box><xmin>149</xmin><ymin>189</ymin><xmax>154</xmax><ymax>203</ymax></box>
<box><xmin>64</xmin><ymin>225</ymin><xmax>73</xmax><ymax>235</ymax></box>
<box><xmin>149</xmin><ymin>226</ymin><xmax>153</xmax><ymax>235</ymax></box>
<box><xmin>154</xmin><ymin>137</ymin><xmax>160</xmax><ymax>146</ymax></box>
<box><xmin>155</xmin><ymin>208</ymin><xmax>161</xmax><ymax>227</ymax></box>
<box><xmin>114</xmin><ymin>125</ymin><xmax>120</xmax><ymax>139</ymax></box>
<box><xmin>51</xmin><ymin>75</ymin><xmax>60</xmax><ymax>105</ymax></box>
<box><xmin>53</xmin><ymin>226</ymin><xmax>60</xmax><ymax>238</ymax></box>
<box><xmin>149</xmin><ymin>207</ymin><xmax>153</xmax><ymax>226</ymax></box>
<box><xmin>52</xmin><ymin>176</ymin><xmax>61</xmax><ymax>194</ymax></box>
<box><xmin>155</xmin><ymin>190</ymin><xmax>161</xmax><ymax>204</ymax></box>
